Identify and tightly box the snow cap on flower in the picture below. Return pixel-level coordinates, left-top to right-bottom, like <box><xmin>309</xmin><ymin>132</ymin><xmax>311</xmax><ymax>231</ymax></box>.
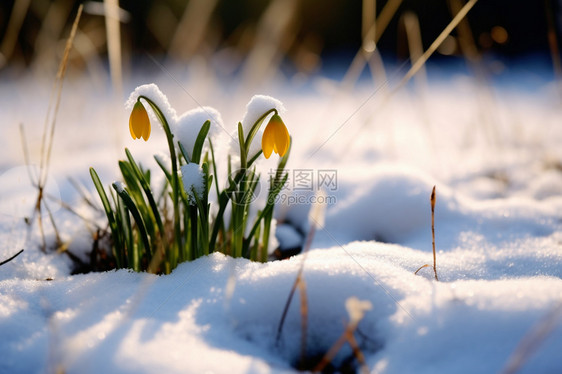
<box><xmin>240</xmin><ymin>95</ymin><xmax>286</xmax><ymax>159</ymax></box>
<box><xmin>180</xmin><ymin>163</ymin><xmax>205</xmax><ymax>205</ymax></box>
<box><xmin>125</xmin><ymin>83</ymin><xmax>177</xmax><ymax>127</ymax></box>
<box><xmin>241</xmin><ymin>95</ymin><xmax>286</xmax><ymax>133</ymax></box>
<box><xmin>174</xmin><ymin>106</ymin><xmax>223</xmax><ymax>160</ymax></box>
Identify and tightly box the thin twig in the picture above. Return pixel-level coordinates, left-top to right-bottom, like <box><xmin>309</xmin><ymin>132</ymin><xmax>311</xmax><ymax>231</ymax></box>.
<box><xmin>275</xmin><ymin>226</ymin><xmax>315</xmax><ymax>345</ymax></box>
<box><xmin>40</xmin><ymin>4</ymin><xmax>83</xmax><ymax>186</ymax></box>
<box><xmin>347</xmin><ymin>332</ymin><xmax>369</xmax><ymax>374</ymax></box>
<box><xmin>19</xmin><ymin>123</ymin><xmax>36</xmax><ymax>187</ymax></box>
<box><xmin>0</xmin><ymin>249</ymin><xmax>24</xmax><ymax>267</ymax></box>
<box><xmin>393</xmin><ymin>0</ymin><xmax>478</xmax><ymax>92</ymax></box>
<box><xmin>276</xmin><ymin>190</ymin><xmax>326</xmax><ymax>345</ymax></box>
<box><xmin>430</xmin><ymin>186</ymin><xmax>438</xmax><ymax>281</ymax></box>
<box><xmin>313</xmin><ymin>326</ymin><xmax>349</xmax><ymax>372</ymax></box>
<box><xmin>501</xmin><ymin>301</ymin><xmax>562</xmax><ymax>374</ymax></box>
<box><xmin>340</xmin><ymin>0</ymin><xmax>479</xmax><ymax>155</ymax></box>
<box><xmin>545</xmin><ymin>0</ymin><xmax>562</xmax><ymax>99</ymax></box>
<box><xmin>297</xmin><ymin>276</ymin><xmax>308</xmax><ymax>365</ymax></box>
<box><xmin>414</xmin><ymin>186</ymin><xmax>438</xmax><ymax>280</ymax></box>
<box><xmin>30</xmin><ymin>5</ymin><xmax>83</xmax><ymax>253</ymax></box>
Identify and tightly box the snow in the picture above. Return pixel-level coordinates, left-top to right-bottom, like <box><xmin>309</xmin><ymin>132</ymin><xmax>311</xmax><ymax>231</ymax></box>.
<box><xmin>1</xmin><ymin>66</ymin><xmax>562</xmax><ymax>373</ymax></box>
<box><xmin>113</xmin><ymin>181</ymin><xmax>126</xmax><ymax>193</ymax></box>
<box><xmin>174</xmin><ymin>106</ymin><xmax>224</xmax><ymax>161</ymax></box>
<box><xmin>180</xmin><ymin>163</ymin><xmax>205</xmax><ymax>205</ymax></box>
<box><xmin>241</xmin><ymin>95</ymin><xmax>286</xmax><ymax>134</ymax></box>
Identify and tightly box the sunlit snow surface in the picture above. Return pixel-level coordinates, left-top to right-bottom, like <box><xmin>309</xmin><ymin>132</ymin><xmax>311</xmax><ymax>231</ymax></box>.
<box><xmin>1</xmin><ymin>66</ymin><xmax>562</xmax><ymax>373</ymax></box>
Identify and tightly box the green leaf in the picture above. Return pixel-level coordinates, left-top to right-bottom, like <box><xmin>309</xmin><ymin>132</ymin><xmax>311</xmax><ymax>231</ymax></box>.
<box><xmin>247</xmin><ymin>150</ymin><xmax>263</xmax><ymax>168</ymax></box>
<box><xmin>90</xmin><ymin>167</ymin><xmax>121</xmax><ymax>264</ymax></box>
<box><xmin>114</xmin><ymin>190</ymin><xmax>131</xmax><ymax>268</ymax></box>
<box><xmin>119</xmin><ymin>160</ymin><xmax>155</xmax><ymax>243</ymax></box>
<box><xmin>246</xmin><ymin>172</ymin><xmax>288</xmax><ymax>242</ymax></box>
<box><xmin>208</xmin><ymin>139</ymin><xmax>220</xmax><ymax>198</ymax></box>
<box><xmin>178</xmin><ymin>141</ymin><xmax>191</xmax><ymax>164</ymax></box>
<box><xmin>192</xmin><ymin>120</ymin><xmax>211</xmax><ymax>164</ymax></box>
<box><xmin>125</xmin><ymin>148</ymin><xmax>165</xmax><ymax>241</ymax></box>
<box><xmin>154</xmin><ymin>155</ymin><xmax>172</xmax><ymax>182</ymax></box>
<box><xmin>112</xmin><ymin>183</ymin><xmax>152</xmax><ymax>261</ymax></box>
<box><xmin>237</xmin><ymin>122</ymin><xmax>246</xmax><ymax>168</ymax></box>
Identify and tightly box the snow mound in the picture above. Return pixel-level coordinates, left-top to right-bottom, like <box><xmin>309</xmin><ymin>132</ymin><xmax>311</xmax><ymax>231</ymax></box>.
<box><xmin>1</xmin><ymin>248</ymin><xmax>561</xmax><ymax>374</ymax></box>
<box><xmin>174</xmin><ymin>106</ymin><xmax>224</xmax><ymax>160</ymax></box>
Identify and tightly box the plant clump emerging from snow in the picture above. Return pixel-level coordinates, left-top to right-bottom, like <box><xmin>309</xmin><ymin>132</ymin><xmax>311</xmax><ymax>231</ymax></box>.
<box><xmin>90</xmin><ymin>84</ymin><xmax>291</xmax><ymax>273</ymax></box>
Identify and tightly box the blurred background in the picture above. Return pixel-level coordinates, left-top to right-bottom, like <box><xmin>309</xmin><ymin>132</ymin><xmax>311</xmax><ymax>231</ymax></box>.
<box><xmin>1</xmin><ymin>0</ymin><xmax>562</xmax><ymax>263</ymax></box>
<box><xmin>1</xmin><ymin>0</ymin><xmax>560</xmax><ymax>87</ymax></box>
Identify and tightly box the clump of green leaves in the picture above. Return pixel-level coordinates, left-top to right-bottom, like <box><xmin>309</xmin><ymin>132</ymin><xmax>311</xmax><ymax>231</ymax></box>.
<box><xmin>90</xmin><ymin>90</ymin><xmax>290</xmax><ymax>274</ymax></box>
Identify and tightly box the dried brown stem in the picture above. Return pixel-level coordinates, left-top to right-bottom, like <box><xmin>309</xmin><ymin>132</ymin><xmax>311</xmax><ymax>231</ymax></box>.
<box><xmin>313</xmin><ymin>320</ymin><xmax>367</xmax><ymax>373</ymax></box>
<box><xmin>414</xmin><ymin>186</ymin><xmax>438</xmax><ymax>281</ymax></box>
<box><xmin>297</xmin><ymin>276</ymin><xmax>308</xmax><ymax>365</ymax></box>
<box><xmin>29</xmin><ymin>5</ymin><xmax>83</xmax><ymax>253</ymax></box>
<box><xmin>431</xmin><ymin>186</ymin><xmax>438</xmax><ymax>281</ymax></box>
<box><xmin>0</xmin><ymin>249</ymin><xmax>24</xmax><ymax>267</ymax></box>
<box><xmin>276</xmin><ymin>225</ymin><xmax>316</xmax><ymax>345</ymax></box>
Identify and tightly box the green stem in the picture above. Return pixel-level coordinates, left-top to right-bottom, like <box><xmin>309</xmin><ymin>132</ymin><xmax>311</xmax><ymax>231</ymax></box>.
<box><xmin>244</xmin><ymin>108</ymin><xmax>277</xmax><ymax>156</ymax></box>
<box><xmin>189</xmin><ymin>205</ymin><xmax>198</xmax><ymax>259</ymax></box>
<box><xmin>138</xmin><ymin>96</ymin><xmax>182</xmax><ymax>258</ymax></box>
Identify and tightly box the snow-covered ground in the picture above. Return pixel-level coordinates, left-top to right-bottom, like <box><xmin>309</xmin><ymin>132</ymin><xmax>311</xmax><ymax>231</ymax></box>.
<box><xmin>1</xmin><ymin>63</ymin><xmax>562</xmax><ymax>373</ymax></box>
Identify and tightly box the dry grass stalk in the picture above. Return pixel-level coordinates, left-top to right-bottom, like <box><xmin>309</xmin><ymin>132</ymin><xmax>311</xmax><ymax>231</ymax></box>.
<box><xmin>544</xmin><ymin>0</ymin><xmax>562</xmax><ymax>99</ymax></box>
<box><xmin>168</xmin><ymin>0</ymin><xmax>218</xmax><ymax>61</ymax></box>
<box><xmin>275</xmin><ymin>227</ymin><xmax>314</xmax><ymax>346</ymax></box>
<box><xmin>276</xmin><ymin>191</ymin><xmax>327</xmax><ymax>365</ymax></box>
<box><xmin>430</xmin><ymin>186</ymin><xmax>438</xmax><ymax>281</ymax></box>
<box><xmin>501</xmin><ymin>301</ymin><xmax>562</xmax><ymax>374</ymax></box>
<box><xmin>103</xmin><ymin>0</ymin><xmax>123</xmax><ymax>97</ymax></box>
<box><xmin>448</xmin><ymin>0</ymin><xmax>501</xmax><ymax>147</ymax></box>
<box><xmin>402</xmin><ymin>11</ymin><xmax>433</xmax><ymax>141</ymax></box>
<box><xmin>0</xmin><ymin>0</ymin><xmax>32</xmax><ymax>68</ymax></box>
<box><xmin>240</xmin><ymin>0</ymin><xmax>298</xmax><ymax>89</ymax></box>
<box><xmin>338</xmin><ymin>0</ymin><xmax>479</xmax><ymax>156</ymax></box>
<box><xmin>394</xmin><ymin>0</ymin><xmax>478</xmax><ymax>91</ymax></box>
<box><xmin>341</xmin><ymin>0</ymin><xmax>402</xmax><ymax>91</ymax></box>
<box><xmin>297</xmin><ymin>275</ymin><xmax>308</xmax><ymax>365</ymax></box>
<box><xmin>415</xmin><ymin>186</ymin><xmax>439</xmax><ymax>281</ymax></box>
<box><xmin>32</xmin><ymin>0</ymin><xmax>74</xmax><ymax>73</ymax></box>
<box><xmin>0</xmin><ymin>249</ymin><xmax>24</xmax><ymax>267</ymax></box>
<box><xmin>313</xmin><ymin>297</ymin><xmax>371</xmax><ymax>373</ymax></box>
<box><xmin>26</xmin><ymin>4</ymin><xmax>83</xmax><ymax>253</ymax></box>
<box><xmin>402</xmin><ymin>12</ymin><xmax>427</xmax><ymax>90</ymax></box>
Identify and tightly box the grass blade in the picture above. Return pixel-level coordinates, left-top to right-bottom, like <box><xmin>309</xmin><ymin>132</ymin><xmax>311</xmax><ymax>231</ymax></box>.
<box><xmin>112</xmin><ymin>182</ymin><xmax>152</xmax><ymax>260</ymax></box>
<box><xmin>191</xmin><ymin>120</ymin><xmax>211</xmax><ymax>164</ymax></box>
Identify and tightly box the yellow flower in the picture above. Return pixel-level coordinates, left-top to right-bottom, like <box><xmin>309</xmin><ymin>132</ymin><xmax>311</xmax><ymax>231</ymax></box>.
<box><xmin>261</xmin><ymin>114</ymin><xmax>290</xmax><ymax>159</ymax></box>
<box><xmin>129</xmin><ymin>101</ymin><xmax>151</xmax><ymax>141</ymax></box>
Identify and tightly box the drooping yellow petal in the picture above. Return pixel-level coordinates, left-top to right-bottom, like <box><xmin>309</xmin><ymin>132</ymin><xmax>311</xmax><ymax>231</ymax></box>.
<box><xmin>141</xmin><ymin>117</ymin><xmax>151</xmax><ymax>141</ymax></box>
<box><xmin>261</xmin><ymin>122</ymin><xmax>275</xmax><ymax>159</ymax></box>
<box><xmin>262</xmin><ymin>113</ymin><xmax>290</xmax><ymax>159</ymax></box>
<box><xmin>129</xmin><ymin>101</ymin><xmax>151</xmax><ymax>141</ymax></box>
<box><xmin>272</xmin><ymin>117</ymin><xmax>289</xmax><ymax>157</ymax></box>
<box><xmin>129</xmin><ymin>119</ymin><xmax>136</xmax><ymax>139</ymax></box>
